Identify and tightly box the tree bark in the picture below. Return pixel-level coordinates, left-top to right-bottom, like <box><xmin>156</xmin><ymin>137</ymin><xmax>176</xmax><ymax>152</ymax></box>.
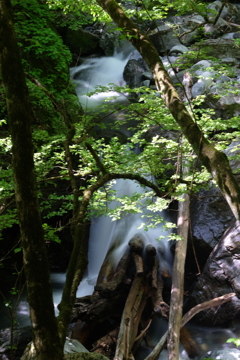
<box><xmin>0</xmin><ymin>1</ymin><xmax>63</xmax><ymax>359</ymax></box>
<box><xmin>114</xmin><ymin>274</ymin><xmax>148</xmax><ymax>360</ymax></box>
<box><xmin>167</xmin><ymin>192</ymin><xmax>190</xmax><ymax>360</ymax></box>
<box><xmin>95</xmin><ymin>0</ymin><xmax>240</xmax><ymax>221</ymax></box>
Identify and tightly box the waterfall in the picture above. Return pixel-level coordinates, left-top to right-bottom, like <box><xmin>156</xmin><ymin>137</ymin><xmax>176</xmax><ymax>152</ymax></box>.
<box><xmin>71</xmin><ymin>43</ymin><xmax>175</xmax><ymax>298</ymax></box>
<box><xmin>70</xmin><ymin>41</ymin><xmax>140</xmax><ymax>110</ymax></box>
<box><xmin>71</xmin><ymin>44</ymin><xmax>240</xmax><ymax>360</ymax></box>
<box><xmin>77</xmin><ymin>178</ymin><xmax>174</xmax><ymax>297</ymax></box>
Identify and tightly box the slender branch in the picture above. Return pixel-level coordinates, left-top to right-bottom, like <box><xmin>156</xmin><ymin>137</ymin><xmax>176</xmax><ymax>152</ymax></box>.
<box><xmin>212</xmin><ymin>0</ymin><xmax>228</xmax><ymax>26</ymax></box>
<box><xmin>181</xmin><ymin>292</ymin><xmax>235</xmax><ymax>327</ymax></box>
<box><xmin>85</xmin><ymin>142</ymin><xmax>108</xmax><ymax>175</ymax></box>
<box><xmin>145</xmin><ymin>293</ymin><xmax>235</xmax><ymax>360</ymax></box>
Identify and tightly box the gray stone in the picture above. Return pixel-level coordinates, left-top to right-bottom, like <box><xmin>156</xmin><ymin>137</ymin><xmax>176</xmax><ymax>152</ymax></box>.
<box><xmin>192</xmin><ymin>81</ymin><xmax>207</xmax><ymax>97</ymax></box>
<box><xmin>141</xmin><ymin>80</ymin><xmax>150</xmax><ymax>87</ymax></box>
<box><xmin>142</xmin><ymin>71</ymin><xmax>153</xmax><ymax>81</ymax></box>
<box><xmin>191</xmin><ymin>38</ymin><xmax>240</xmax><ymax>60</ymax></box>
<box><xmin>148</xmin><ymin>25</ymin><xmax>181</xmax><ymax>55</ymax></box>
<box><xmin>191</xmin><ymin>60</ymin><xmax>212</xmax><ymax>70</ymax></box>
<box><xmin>206</xmin><ymin>83</ymin><xmax>240</xmax><ymax>117</ymax></box>
<box><xmin>207</xmin><ymin>0</ymin><xmax>240</xmax><ymax>21</ymax></box>
<box><xmin>169</xmin><ymin>44</ymin><xmax>189</xmax><ymax>56</ymax></box>
<box><xmin>216</xmin><ymin>75</ymin><xmax>231</xmax><ymax>83</ymax></box>
<box><xmin>123</xmin><ymin>58</ymin><xmax>149</xmax><ymax>88</ymax></box>
<box><xmin>64</xmin><ymin>338</ymin><xmax>89</xmax><ymax>354</ymax></box>
<box><xmin>198</xmin><ymin>347</ymin><xmax>240</xmax><ymax>360</ymax></box>
<box><xmin>224</xmin><ymin>140</ymin><xmax>240</xmax><ymax>175</ymax></box>
<box><xmin>222</xmin><ymin>32</ymin><xmax>236</xmax><ymax>39</ymax></box>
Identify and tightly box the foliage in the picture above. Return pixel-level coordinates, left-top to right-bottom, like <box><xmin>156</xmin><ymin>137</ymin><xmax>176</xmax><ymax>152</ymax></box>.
<box><xmin>226</xmin><ymin>337</ymin><xmax>240</xmax><ymax>347</ymax></box>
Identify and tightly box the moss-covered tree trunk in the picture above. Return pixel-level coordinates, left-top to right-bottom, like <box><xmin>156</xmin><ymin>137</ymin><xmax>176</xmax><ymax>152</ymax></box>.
<box><xmin>0</xmin><ymin>1</ymin><xmax>63</xmax><ymax>359</ymax></box>
<box><xmin>95</xmin><ymin>0</ymin><xmax>240</xmax><ymax>221</ymax></box>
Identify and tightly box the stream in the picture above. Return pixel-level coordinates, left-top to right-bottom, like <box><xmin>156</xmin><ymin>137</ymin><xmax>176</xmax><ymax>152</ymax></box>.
<box><xmin>1</xmin><ymin>42</ymin><xmax>240</xmax><ymax>360</ymax></box>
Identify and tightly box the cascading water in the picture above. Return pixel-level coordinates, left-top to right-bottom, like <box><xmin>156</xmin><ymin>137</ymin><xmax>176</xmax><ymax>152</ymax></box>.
<box><xmin>1</xmin><ymin>41</ymin><xmax>240</xmax><ymax>360</ymax></box>
<box><xmin>72</xmin><ymin>43</ymin><xmax>240</xmax><ymax>360</ymax></box>
<box><xmin>71</xmin><ymin>41</ymin><xmax>175</xmax><ymax>298</ymax></box>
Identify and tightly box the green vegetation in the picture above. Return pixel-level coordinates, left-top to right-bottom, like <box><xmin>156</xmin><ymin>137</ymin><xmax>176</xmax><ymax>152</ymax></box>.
<box><xmin>1</xmin><ymin>0</ymin><xmax>240</xmax><ymax>358</ymax></box>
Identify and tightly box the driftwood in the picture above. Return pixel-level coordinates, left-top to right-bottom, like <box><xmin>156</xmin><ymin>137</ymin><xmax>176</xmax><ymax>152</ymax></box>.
<box><xmin>133</xmin><ymin>253</ymin><xmax>144</xmax><ymax>276</ymax></box>
<box><xmin>95</xmin><ymin>247</ymin><xmax>131</xmax><ymax>297</ymax></box>
<box><xmin>91</xmin><ymin>327</ymin><xmax>119</xmax><ymax>358</ymax></box>
<box><xmin>150</xmin><ymin>257</ymin><xmax>169</xmax><ymax>319</ymax></box>
<box><xmin>95</xmin><ymin>239</ymin><xmax>122</xmax><ymax>286</ymax></box>
<box><xmin>144</xmin><ymin>293</ymin><xmax>236</xmax><ymax>360</ymax></box>
<box><xmin>114</xmin><ymin>273</ymin><xmax>148</xmax><ymax>360</ymax></box>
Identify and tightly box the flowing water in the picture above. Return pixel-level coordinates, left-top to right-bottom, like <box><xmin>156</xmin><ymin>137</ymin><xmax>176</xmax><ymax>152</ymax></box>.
<box><xmin>1</xmin><ymin>42</ymin><xmax>240</xmax><ymax>359</ymax></box>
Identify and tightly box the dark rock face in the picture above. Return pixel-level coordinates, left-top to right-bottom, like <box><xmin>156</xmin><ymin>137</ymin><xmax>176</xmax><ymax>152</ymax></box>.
<box><xmin>63</xmin><ymin>29</ymin><xmax>101</xmax><ymax>56</ymax></box>
<box><xmin>185</xmin><ymin>220</ymin><xmax>240</xmax><ymax>325</ymax></box>
<box><xmin>123</xmin><ymin>58</ymin><xmax>149</xmax><ymax>88</ymax></box>
<box><xmin>190</xmin><ymin>187</ymin><xmax>234</xmax><ymax>249</ymax></box>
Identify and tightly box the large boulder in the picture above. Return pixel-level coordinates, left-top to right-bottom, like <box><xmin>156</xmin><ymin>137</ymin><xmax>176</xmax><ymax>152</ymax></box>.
<box><xmin>186</xmin><ymin>220</ymin><xmax>240</xmax><ymax>325</ymax></box>
<box><xmin>63</xmin><ymin>28</ymin><xmax>101</xmax><ymax>56</ymax></box>
<box><xmin>198</xmin><ymin>348</ymin><xmax>240</xmax><ymax>360</ymax></box>
<box><xmin>123</xmin><ymin>58</ymin><xmax>149</xmax><ymax>88</ymax></box>
<box><xmin>148</xmin><ymin>24</ymin><xmax>181</xmax><ymax>55</ymax></box>
<box><xmin>191</xmin><ymin>38</ymin><xmax>240</xmax><ymax>59</ymax></box>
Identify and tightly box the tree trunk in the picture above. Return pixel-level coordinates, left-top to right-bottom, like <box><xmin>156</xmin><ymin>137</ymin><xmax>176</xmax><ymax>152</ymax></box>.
<box><xmin>167</xmin><ymin>192</ymin><xmax>190</xmax><ymax>360</ymax></box>
<box><xmin>0</xmin><ymin>1</ymin><xmax>63</xmax><ymax>359</ymax></box>
<box><xmin>95</xmin><ymin>0</ymin><xmax>240</xmax><ymax>221</ymax></box>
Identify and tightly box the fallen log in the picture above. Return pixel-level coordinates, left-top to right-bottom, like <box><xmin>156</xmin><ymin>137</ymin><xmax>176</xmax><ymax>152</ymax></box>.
<box><xmin>114</xmin><ymin>270</ymin><xmax>149</xmax><ymax>360</ymax></box>
<box><xmin>95</xmin><ymin>246</ymin><xmax>131</xmax><ymax>297</ymax></box>
<box><xmin>91</xmin><ymin>327</ymin><xmax>119</xmax><ymax>358</ymax></box>
<box><xmin>133</xmin><ymin>253</ymin><xmax>144</xmax><ymax>276</ymax></box>
<box><xmin>96</xmin><ymin>239</ymin><xmax>122</xmax><ymax>286</ymax></box>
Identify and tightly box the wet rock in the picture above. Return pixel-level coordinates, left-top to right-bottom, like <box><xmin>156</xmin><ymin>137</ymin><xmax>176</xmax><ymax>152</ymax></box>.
<box><xmin>123</xmin><ymin>58</ymin><xmax>149</xmax><ymax>88</ymax></box>
<box><xmin>64</xmin><ymin>338</ymin><xmax>89</xmax><ymax>353</ymax></box>
<box><xmin>0</xmin><ymin>326</ymin><xmax>32</xmax><ymax>360</ymax></box>
<box><xmin>186</xmin><ymin>220</ymin><xmax>240</xmax><ymax>325</ymax></box>
<box><xmin>198</xmin><ymin>346</ymin><xmax>240</xmax><ymax>360</ymax></box>
<box><xmin>190</xmin><ymin>186</ymin><xmax>233</xmax><ymax>249</ymax></box>
<box><xmin>64</xmin><ymin>29</ymin><xmax>101</xmax><ymax>56</ymax></box>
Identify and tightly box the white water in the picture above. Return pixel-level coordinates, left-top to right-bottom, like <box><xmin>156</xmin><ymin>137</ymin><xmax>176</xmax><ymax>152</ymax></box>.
<box><xmin>77</xmin><ymin>178</ymin><xmax>174</xmax><ymax>298</ymax></box>
<box><xmin>70</xmin><ymin>42</ymin><xmax>140</xmax><ymax>110</ymax></box>
<box><xmin>1</xmin><ymin>43</ymin><xmax>239</xmax><ymax>360</ymax></box>
<box><xmin>71</xmin><ymin>45</ymin><xmax>240</xmax><ymax>359</ymax></box>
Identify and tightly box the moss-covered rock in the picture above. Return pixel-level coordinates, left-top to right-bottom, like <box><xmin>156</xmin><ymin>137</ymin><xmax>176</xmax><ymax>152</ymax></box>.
<box><xmin>64</xmin><ymin>28</ymin><xmax>101</xmax><ymax>56</ymax></box>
